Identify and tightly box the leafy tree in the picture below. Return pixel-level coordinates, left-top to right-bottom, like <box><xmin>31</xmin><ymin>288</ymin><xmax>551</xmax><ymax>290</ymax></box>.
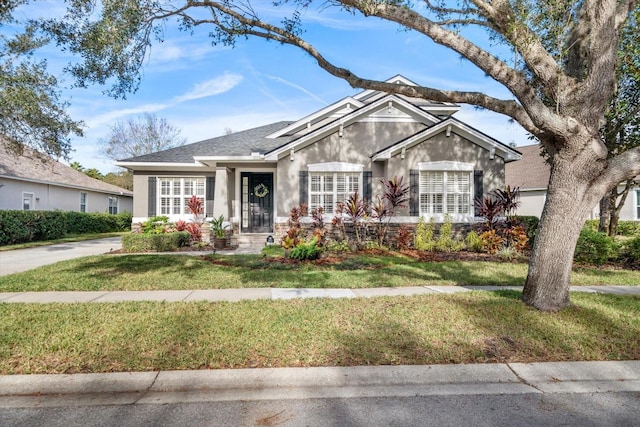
<box><xmin>103</xmin><ymin>170</ymin><xmax>133</xmax><ymax>191</ymax></box>
<box><xmin>42</xmin><ymin>1</ymin><xmax>640</xmax><ymax>311</ymax></box>
<box><xmin>0</xmin><ymin>2</ymin><xmax>82</xmax><ymax>158</ymax></box>
<box><xmin>598</xmin><ymin>7</ymin><xmax>640</xmax><ymax>237</ymax></box>
<box><xmin>83</xmin><ymin>168</ymin><xmax>103</xmax><ymax>180</ymax></box>
<box><xmin>69</xmin><ymin>161</ymin><xmax>84</xmax><ymax>172</ymax></box>
<box><xmin>98</xmin><ymin>113</ymin><xmax>187</xmax><ymax>161</ymax></box>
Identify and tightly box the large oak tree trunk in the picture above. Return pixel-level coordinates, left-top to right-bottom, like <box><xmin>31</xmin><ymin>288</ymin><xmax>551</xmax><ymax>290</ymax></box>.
<box><xmin>521</xmin><ymin>153</ymin><xmax>597</xmax><ymax>311</ymax></box>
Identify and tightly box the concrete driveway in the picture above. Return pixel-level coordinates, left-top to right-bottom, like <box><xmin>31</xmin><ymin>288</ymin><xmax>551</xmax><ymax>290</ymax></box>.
<box><xmin>0</xmin><ymin>237</ymin><xmax>122</xmax><ymax>276</ymax></box>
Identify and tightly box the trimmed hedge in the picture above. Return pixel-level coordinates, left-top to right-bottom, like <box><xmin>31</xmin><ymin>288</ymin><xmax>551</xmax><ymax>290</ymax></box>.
<box><xmin>0</xmin><ymin>210</ymin><xmax>132</xmax><ymax>245</ymax></box>
<box><xmin>121</xmin><ymin>232</ymin><xmax>191</xmax><ymax>253</ymax></box>
<box><xmin>584</xmin><ymin>219</ymin><xmax>640</xmax><ymax>236</ymax></box>
<box><xmin>574</xmin><ymin>228</ymin><xmax>619</xmax><ymax>266</ymax></box>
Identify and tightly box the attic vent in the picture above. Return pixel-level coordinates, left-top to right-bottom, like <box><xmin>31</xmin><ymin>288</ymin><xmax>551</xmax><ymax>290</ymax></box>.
<box><xmin>251</xmin><ymin>152</ymin><xmax>261</xmax><ymax>157</ymax></box>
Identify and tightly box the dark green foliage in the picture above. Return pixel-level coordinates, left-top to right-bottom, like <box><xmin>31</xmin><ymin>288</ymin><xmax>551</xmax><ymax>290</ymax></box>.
<box><xmin>574</xmin><ymin>228</ymin><xmax>619</xmax><ymax>266</ymax></box>
<box><xmin>288</xmin><ymin>238</ymin><xmax>320</xmax><ymax>261</ymax></box>
<box><xmin>585</xmin><ymin>219</ymin><xmax>640</xmax><ymax>236</ymax></box>
<box><xmin>516</xmin><ymin>216</ymin><xmax>539</xmax><ymax>244</ymax></box>
<box><xmin>0</xmin><ymin>210</ymin><xmax>132</xmax><ymax>245</ymax></box>
<box><xmin>621</xmin><ymin>234</ymin><xmax>640</xmax><ymax>268</ymax></box>
<box><xmin>122</xmin><ymin>232</ymin><xmax>191</xmax><ymax>253</ymax></box>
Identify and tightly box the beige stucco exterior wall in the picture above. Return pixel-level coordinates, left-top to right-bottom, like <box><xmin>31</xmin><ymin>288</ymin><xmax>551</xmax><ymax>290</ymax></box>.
<box><xmin>276</xmin><ymin>121</ymin><xmax>506</xmax><ymax>220</ymax></box>
<box><xmin>276</xmin><ymin>121</ymin><xmax>427</xmax><ymax>217</ymax></box>
<box><xmin>517</xmin><ymin>186</ymin><xmax>640</xmax><ymax>221</ymax></box>
<box><xmin>0</xmin><ymin>177</ymin><xmax>132</xmax><ymax>213</ymax></box>
<box><xmin>386</xmin><ymin>132</ymin><xmax>505</xmax><ymax>216</ymax></box>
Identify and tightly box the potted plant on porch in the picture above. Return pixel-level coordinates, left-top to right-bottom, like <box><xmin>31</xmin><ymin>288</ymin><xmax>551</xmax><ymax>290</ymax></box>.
<box><xmin>210</xmin><ymin>215</ymin><xmax>230</xmax><ymax>249</ymax></box>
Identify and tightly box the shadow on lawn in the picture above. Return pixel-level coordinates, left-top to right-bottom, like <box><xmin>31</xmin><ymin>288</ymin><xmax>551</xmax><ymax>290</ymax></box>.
<box><xmin>328</xmin><ymin>291</ymin><xmax>640</xmax><ymax>366</ymax></box>
<box><xmin>233</xmin><ymin>258</ymin><xmax>526</xmax><ymax>288</ymax></box>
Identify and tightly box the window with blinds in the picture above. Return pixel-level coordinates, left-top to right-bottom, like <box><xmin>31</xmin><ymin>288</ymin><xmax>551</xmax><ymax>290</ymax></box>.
<box><xmin>158</xmin><ymin>177</ymin><xmax>205</xmax><ymax>216</ymax></box>
<box><xmin>309</xmin><ymin>172</ymin><xmax>360</xmax><ymax>214</ymax></box>
<box><xmin>419</xmin><ymin>171</ymin><xmax>471</xmax><ymax>215</ymax></box>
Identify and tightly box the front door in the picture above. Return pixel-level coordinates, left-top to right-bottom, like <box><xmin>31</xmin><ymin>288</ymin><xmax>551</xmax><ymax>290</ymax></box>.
<box><xmin>241</xmin><ymin>172</ymin><xmax>274</xmax><ymax>233</ymax></box>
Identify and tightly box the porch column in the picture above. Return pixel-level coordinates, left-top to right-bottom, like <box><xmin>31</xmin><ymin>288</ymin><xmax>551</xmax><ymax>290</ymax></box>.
<box><xmin>213</xmin><ymin>167</ymin><xmax>231</xmax><ymax>219</ymax></box>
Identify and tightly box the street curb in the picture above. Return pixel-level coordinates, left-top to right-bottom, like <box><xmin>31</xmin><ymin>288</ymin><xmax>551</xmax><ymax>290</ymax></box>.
<box><xmin>1</xmin><ymin>361</ymin><xmax>639</xmax><ymax>406</ymax></box>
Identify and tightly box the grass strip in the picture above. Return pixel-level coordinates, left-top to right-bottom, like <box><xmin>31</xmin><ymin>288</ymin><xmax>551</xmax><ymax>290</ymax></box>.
<box><xmin>0</xmin><ymin>292</ymin><xmax>638</xmax><ymax>374</ymax></box>
<box><xmin>0</xmin><ymin>253</ymin><xmax>638</xmax><ymax>292</ymax></box>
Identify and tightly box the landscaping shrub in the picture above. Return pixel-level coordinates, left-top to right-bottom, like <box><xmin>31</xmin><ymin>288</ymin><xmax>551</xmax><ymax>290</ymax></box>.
<box><xmin>621</xmin><ymin>234</ymin><xmax>640</xmax><ymax>269</ymax></box>
<box><xmin>288</xmin><ymin>238</ymin><xmax>320</xmax><ymax>261</ymax></box>
<box><xmin>140</xmin><ymin>216</ymin><xmax>172</xmax><ymax>234</ymax></box>
<box><xmin>584</xmin><ymin>219</ymin><xmax>640</xmax><ymax>236</ymax></box>
<box><xmin>395</xmin><ymin>224</ymin><xmax>413</xmax><ymax>250</ymax></box>
<box><xmin>414</xmin><ymin>216</ymin><xmax>436</xmax><ymax>251</ymax></box>
<box><xmin>465</xmin><ymin>230</ymin><xmax>483</xmax><ymax>252</ymax></box>
<box><xmin>480</xmin><ymin>229</ymin><xmax>504</xmax><ymax>254</ymax></box>
<box><xmin>616</xmin><ymin>221</ymin><xmax>640</xmax><ymax>236</ymax></box>
<box><xmin>434</xmin><ymin>215</ymin><xmax>464</xmax><ymax>252</ymax></box>
<box><xmin>0</xmin><ymin>210</ymin><xmax>131</xmax><ymax>245</ymax></box>
<box><xmin>517</xmin><ymin>216</ymin><xmax>539</xmax><ymax>244</ymax></box>
<box><xmin>574</xmin><ymin>228</ymin><xmax>618</xmax><ymax>265</ymax></box>
<box><xmin>122</xmin><ymin>232</ymin><xmax>191</xmax><ymax>253</ymax></box>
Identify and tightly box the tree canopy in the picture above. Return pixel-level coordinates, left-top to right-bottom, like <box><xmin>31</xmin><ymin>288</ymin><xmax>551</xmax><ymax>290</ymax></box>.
<box><xmin>0</xmin><ymin>1</ymin><xmax>82</xmax><ymax>158</ymax></box>
<box><xmin>98</xmin><ymin>112</ymin><xmax>187</xmax><ymax>161</ymax></box>
<box><xmin>40</xmin><ymin>0</ymin><xmax>640</xmax><ymax>310</ymax></box>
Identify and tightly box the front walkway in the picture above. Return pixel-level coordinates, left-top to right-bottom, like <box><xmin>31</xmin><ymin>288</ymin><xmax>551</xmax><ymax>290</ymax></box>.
<box><xmin>1</xmin><ymin>285</ymin><xmax>638</xmax><ymax>304</ymax></box>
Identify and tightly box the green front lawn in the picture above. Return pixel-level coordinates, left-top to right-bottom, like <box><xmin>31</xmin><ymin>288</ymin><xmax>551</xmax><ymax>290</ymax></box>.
<box><xmin>1</xmin><ymin>291</ymin><xmax>638</xmax><ymax>374</ymax></box>
<box><xmin>0</xmin><ymin>252</ymin><xmax>638</xmax><ymax>292</ymax></box>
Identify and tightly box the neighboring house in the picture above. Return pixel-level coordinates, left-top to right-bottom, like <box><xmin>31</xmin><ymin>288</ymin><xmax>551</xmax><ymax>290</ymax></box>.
<box><xmin>505</xmin><ymin>143</ymin><xmax>640</xmax><ymax>220</ymax></box>
<box><xmin>117</xmin><ymin>76</ymin><xmax>521</xmax><ymax>237</ymax></box>
<box><xmin>0</xmin><ymin>142</ymin><xmax>133</xmax><ymax>214</ymax></box>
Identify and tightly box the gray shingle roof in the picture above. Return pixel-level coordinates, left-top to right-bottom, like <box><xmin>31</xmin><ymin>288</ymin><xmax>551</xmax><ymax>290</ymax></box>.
<box><xmin>505</xmin><ymin>144</ymin><xmax>550</xmax><ymax>189</ymax></box>
<box><xmin>0</xmin><ymin>142</ymin><xmax>133</xmax><ymax>196</ymax></box>
<box><xmin>120</xmin><ymin>121</ymin><xmax>294</xmax><ymax>163</ymax></box>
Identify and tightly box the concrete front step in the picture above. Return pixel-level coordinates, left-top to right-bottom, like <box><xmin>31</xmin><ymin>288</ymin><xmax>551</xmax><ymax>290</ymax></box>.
<box><xmin>233</xmin><ymin>233</ymin><xmax>273</xmax><ymax>248</ymax></box>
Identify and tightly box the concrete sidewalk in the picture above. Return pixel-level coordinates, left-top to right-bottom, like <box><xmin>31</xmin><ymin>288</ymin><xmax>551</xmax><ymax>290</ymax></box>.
<box><xmin>1</xmin><ymin>361</ymin><xmax>639</xmax><ymax>408</ymax></box>
<box><xmin>0</xmin><ymin>237</ymin><xmax>123</xmax><ymax>276</ymax></box>
<box><xmin>1</xmin><ymin>285</ymin><xmax>639</xmax><ymax>304</ymax></box>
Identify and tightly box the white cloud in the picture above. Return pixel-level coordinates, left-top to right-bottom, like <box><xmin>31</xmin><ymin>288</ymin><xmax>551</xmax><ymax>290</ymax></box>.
<box><xmin>173</xmin><ymin>73</ymin><xmax>244</xmax><ymax>103</ymax></box>
<box><xmin>265</xmin><ymin>75</ymin><xmax>327</xmax><ymax>105</ymax></box>
<box><xmin>85</xmin><ymin>103</ymin><xmax>171</xmax><ymax>128</ymax></box>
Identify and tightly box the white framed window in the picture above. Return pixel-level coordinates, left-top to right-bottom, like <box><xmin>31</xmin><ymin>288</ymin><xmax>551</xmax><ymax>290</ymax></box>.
<box><xmin>418</xmin><ymin>162</ymin><xmax>473</xmax><ymax>217</ymax></box>
<box><xmin>158</xmin><ymin>177</ymin><xmax>205</xmax><ymax>216</ymax></box>
<box><xmin>80</xmin><ymin>192</ymin><xmax>87</xmax><ymax>213</ymax></box>
<box><xmin>108</xmin><ymin>196</ymin><xmax>119</xmax><ymax>214</ymax></box>
<box><xmin>308</xmin><ymin>163</ymin><xmax>363</xmax><ymax>214</ymax></box>
<box><xmin>22</xmin><ymin>192</ymin><xmax>34</xmax><ymax>211</ymax></box>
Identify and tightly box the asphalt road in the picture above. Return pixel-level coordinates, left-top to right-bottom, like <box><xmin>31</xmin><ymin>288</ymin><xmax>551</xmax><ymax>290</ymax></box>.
<box><xmin>2</xmin><ymin>391</ymin><xmax>639</xmax><ymax>426</ymax></box>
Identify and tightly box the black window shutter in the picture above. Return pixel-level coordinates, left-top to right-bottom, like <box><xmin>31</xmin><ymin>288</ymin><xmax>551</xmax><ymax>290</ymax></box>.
<box><xmin>409</xmin><ymin>169</ymin><xmax>419</xmax><ymax>216</ymax></box>
<box><xmin>148</xmin><ymin>177</ymin><xmax>157</xmax><ymax>217</ymax></box>
<box><xmin>206</xmin><ymin>176</ymin><xmax>215</xmax><ymax>217</ymax></box>
<box><xmin>363</xmin><ymin>171</ymin><xmax>372</xmax><ymax>202</ymax></box>
<box><xmin>474</xmin><ymin>170</ymin><xmax>484</xmax><ymax>216</ymax></box>
<box><xmin>299</xmin><ymin>171</ymin><xmax>309</xmax><ymax>206</ymax></box>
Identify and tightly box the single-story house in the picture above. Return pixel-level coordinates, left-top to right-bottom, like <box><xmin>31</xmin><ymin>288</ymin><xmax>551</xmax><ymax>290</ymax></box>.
<box><xmin>117</xmin><ymin>76</ymin><xmax>522</xmax><ymax>237</ymax></box>
<box><xmin>505</xmin><ymin>143</ymin><xmax>640</xmax><ymax>220</ymax></box>
<box><xmin>0</xmin><ymin>142</ymin><xmax>133</xmax><ymax>213</ymax></box>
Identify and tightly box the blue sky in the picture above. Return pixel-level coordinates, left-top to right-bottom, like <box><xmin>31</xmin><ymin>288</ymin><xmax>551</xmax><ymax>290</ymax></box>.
<box><xmin>10</xmin><ymin>2</ymin><xmax>530</xmax><ymax>173</ymax></box>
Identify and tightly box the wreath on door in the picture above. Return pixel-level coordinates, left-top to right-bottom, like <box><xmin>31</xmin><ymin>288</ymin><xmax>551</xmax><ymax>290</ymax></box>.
<box><xmin>254</xmin><ymin>183</ymin><xmax>269</xmax><ymax>198</ymax></box>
